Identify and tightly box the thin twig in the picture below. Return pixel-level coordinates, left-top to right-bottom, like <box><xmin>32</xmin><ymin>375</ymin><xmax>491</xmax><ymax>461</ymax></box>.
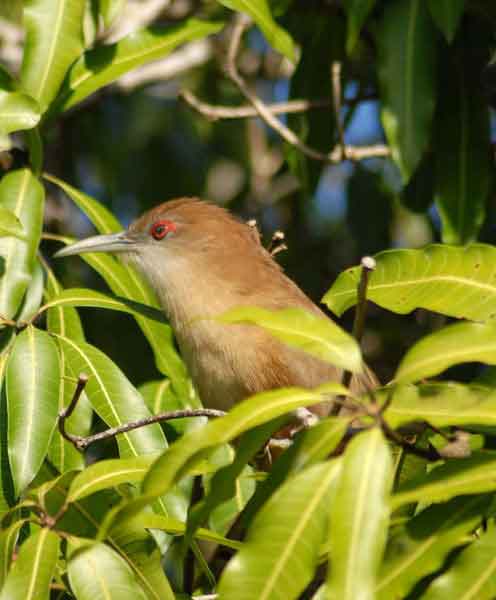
<box><xmin>331</xmin><ymin>61</ymin><xmax>346</xmax><ymax>160</ymax></box>
<box><xmin>180</xmin><ymin>89</ymin><xmax>330</xmax><ymax>120</ymax></box>
<box><xmin>224</xmin><ymin>15</ymin><xmax>390</xmax><ymax>164</ymax></box>
<box><xmin>59</xmin><ymin>379</ymin><xmax>226</xmax><ymax>452</ymax></box>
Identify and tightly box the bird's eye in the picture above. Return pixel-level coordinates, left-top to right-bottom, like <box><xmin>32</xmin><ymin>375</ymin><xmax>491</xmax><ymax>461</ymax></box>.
<box><xmin>150</xmin><ymin>219</ymin><xmax>176</xmax><ymax>240</ymax></box>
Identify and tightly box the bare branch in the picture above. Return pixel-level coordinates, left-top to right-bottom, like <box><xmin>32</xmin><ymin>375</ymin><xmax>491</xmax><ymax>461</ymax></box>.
<box><xmin>59</xmin><ymin>376</ymin><xmax>226</xmax><ymax>451</ymax></box>
<box><xmin>331</xmin><ymin>61</ymin><xmax>346</xmax><ymax>160</ymax></box>
<box><xmin>224</xmin><ymin>15</ymin><xmax>390</xmax><ymax>164</ymax></box>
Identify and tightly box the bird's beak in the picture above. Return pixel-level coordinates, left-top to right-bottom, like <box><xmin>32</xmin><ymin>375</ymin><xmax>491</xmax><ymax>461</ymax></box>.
<box><xmin>54</xmin><ymin>231</ymin><xmax>134</xmax><ymax>258</ymax></box>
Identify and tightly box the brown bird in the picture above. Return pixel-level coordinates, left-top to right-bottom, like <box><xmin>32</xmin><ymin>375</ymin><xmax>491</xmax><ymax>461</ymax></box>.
<box><xmin>56</xmin><ymin>198</ymin><xmax>374</xmax><ymax>413</ymax></box>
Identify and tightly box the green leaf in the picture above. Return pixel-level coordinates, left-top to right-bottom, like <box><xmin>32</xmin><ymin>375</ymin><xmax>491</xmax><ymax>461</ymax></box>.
<box><xmin>43</xmin><ymin>264</ymin><xmax>92</xmax><ymax>473</ymax></box>
<box><xmin>218</xmin><ymin>461</ymin><xmax>342</xmax><ymax>600</ymax></box>
<box><xmin>67</xmin><ymin>454</ymin><xmax>158</xmax><ymax>502</ymax></box>
<box><xmin>6</xmin><ymin>326</ymin><xmax>60</xmax><ymax>496</ymax></box>
<box><xmin>16</xmin><ymin>260</ymin><xmax>44</xmax><ymax>322</ymax></box>
<box><xmin>427</xmin><ymin>0</ymin><xmax>464</xmax><ymax>42</ymax></box>
<box><xmin>0</xmin><ymin>90</ymin><xmax>40</xmax><ymax>134</ymax></box>
<box><xmin>344</xmin><ymin>0</ymin><xmax>376</xmax><ymax>52</ymax></box>
<box><xmin>0</xmin><ymin>207</ymin><xmax>24</xmax><ymax>239</ymax></box>
<box><xmin>0</xmin><ymin>518</ymin><xmax>28</xmax><ymax>588</ymax></box>
<box><xmin>106</xmin><ymin>385</ymin><xmax>345</xmax><ymax>531</ymax></box>
<box><xmin>40</xmin><ymin>287</ymin><xmax>166</xmax><ymax>323</ymax></box>
<box><xmin>55</xmin><ymin>334</ymin><xmax>166</xmax><ymax>459</ymax></box>
<box><xmin>44</xmin><ymin>175</ymin><xmax>190</xmax><ymax>397</ymax></box>
<box><xmin>391</xmin><ymin>451</ymin><xmax>496</xmax><ymax>509</ymax></box>
<box><xmin>0</xmin><ymin>169</ymin><xmax>44</xmax><ymax>319</ymax></box>
<box><xmin>0</xmin><ymin>528</ymin><xmax>60</xmax><ymax>600</ymax></box>
<box><xmin>377</xmin><ymin>0</ymin><xmax>437</xmax><ymax>180</ymax></box>
<box><xmin>324</xmin><ymin>244</ymin><xmax>496</xmax><ymax>320</ymax></box>
<box><xmin>377</xmin><ymin>494</ymin><xmax>492</xmax><ymax>600</ymax></box>
<box><xmin>56</xmin><ymin>18</ymin><xmax>224</xmax><ymax>111</ymax></box>
<box><xmin>20</xmin><ymin>0</ymin><xmax>86</xmax><ymax>112</ymax></box>
<box><xmin>395</xmin><ymin>321</ymin><xmax>496</xmax><ymax>383</ymax></box>
<box><xmin>218</xmin><ymin>306</ymin><xmax>362</xmax><ymax>373</ymax></box>
<box><xmin>434</xmin><ymin>26</ymin><xmax>491</xmax><ymax>244</ymax></box>
<box><xmin>67</xmin><ymin>539</ymin><xmax>149</xmax><ymax>600</ymax></box>
<box><xmin>423</xmin><ymin>523</ymin><xmax>496</xmax><ymax>600</ymax></box>
<box><xmin>381</xmin><ymin>383</ymin><xmax>496</xmax><ymax>430</ymax></box>
<box><xmin>327</xmin><ymin>428</ymin><xmax>393</xmax><ymax>600</ymax></box>
<box><xmin>100</xmin><ymin>0</ymin><xmax>126</xmax><ymax>28</ymax></box>
<box><xmin>217</xmin><ymin>0</ymin><xmax>295</xmax><ymax>60</ymax></box>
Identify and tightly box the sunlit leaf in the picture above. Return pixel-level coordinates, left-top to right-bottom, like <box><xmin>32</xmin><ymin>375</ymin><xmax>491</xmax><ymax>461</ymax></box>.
<box><xmin>423</xmin><ymin>524</ymin><xmax>496</xmax><ymax>600</ymax></box>
<box><xmin>6</xmin><ymin>326</ymin><xmax>60</xmax><ymax>496</ymax></box>
<box><xmin>327</xmin><ymin>428</ymin><xmax>393</xmax><ymax>600</ymax></box>
<box><xmin>219</xmin><ymin>306</ymin><xmax>362</xmax><ymax>373</ymax></box>
<box><xmin>16</xmin><ymin>259</ymin><xmax>43</xmax><ymax>321</ymax></box>
<box><xmin>217</xmin><ymin>0</ymin><xmax>295</xmax><ymax>60</ymax></box>
<box><xmin>395</xmin><ymin>321</ymin><xmax>496</xmax><ymax>383</ymax></box>
<box><xmin>67</xmin><ymin>539</ymin><xmax>149</xmax><ymax>600</ymax></box>
<box><xmin>20</xmin><ymin>0</ymin><xmax>86</xmax><ymax>112</ymax></box>
<box><xmin>427</xmin><ymin>0</ymin><xmax>465</xmax><ymax>42</ymax></box>
<box><xmin>381</xmin><ymin>382</ymin><xmax>496</xmax><ymax>429</ymax></box>
<box><xmin>100</xmin><ymin>0</ymin><xmax>126</xmax><ymax>28</ymax></box>
<box><xmin>0</xmin><ymin>207</ymin><xmax>23</xmax><ymax>239</ymax></box>
<box><xmin>392</xmin><ymin>452</ymin><xmax>496</xmax><ymax>509</ymax></box>
<box><xmin>0</xmin><ymin>169</ymin><xmax>44</xmax><ymax>319</ymax></box>
<box><xmin>377</xmin><ymin>494</ymin><xmax>492</xmax><ymax>600</ymax></box>
<box><xmin>56</xmin><ymin>19</ymin><xmax>224</xmax><ymax>111</ymax></box>
<box><xmin>0</xmin><ymin>90</ymin><xmax>40</xmax><ymax>134</ymax></box>
<box><xmin>68</xmin><ymin>454</ymin><xmax>158</xmax><ymax>502</ymax></box>
<box><xmin>324</xmin><ymin>244</ymin><xmax>496</xmax><ymax>320</ymax></box>
<box><xmin>377</xmin><ymin>0</ymin><xmax>437</xmax><ymax>180</ymax></box>
<box><xmin>218</xmin><ymin>460</ymin><xmax>341</xmax><ymax>600</ymax></box>
<box><xmin>0</xmin><ymin>528</ymin><xmax>59</xmax><ymax>600</ymax></box>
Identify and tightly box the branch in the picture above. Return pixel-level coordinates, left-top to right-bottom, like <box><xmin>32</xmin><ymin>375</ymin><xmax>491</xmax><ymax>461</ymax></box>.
<box><xmin>223</xmin><ymin>15</ymin><xmax>389</xmax><ymax>164</ymax></box>
<box><xmin>59</xmin><ymin>375</ymin><xmax>225</xmax><ymax>451</ymax></box>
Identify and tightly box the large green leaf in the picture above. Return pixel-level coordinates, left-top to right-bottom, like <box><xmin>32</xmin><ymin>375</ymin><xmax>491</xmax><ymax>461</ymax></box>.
<box><xmin>56</xmin><ymin>18</ymin><xmax>224</xmax><ymax>111</ymax></box>
<box><xmin>67</xmin><ymin>539</ymin><xmax>149</xmax><ymax>600</ymax></box>
<box><xmin>44</xmin><ymin>175</ymin><xmax>190</xmax><ymax>397</ymax></box>
<box><xmin>391</xmin><ymin>452</ymin><xmax>496</xmax><ymax>509</ymax></box>
<box><xmin>43</xmin><ymin>264</ymin><xmax>92</xmax><ymax>473</ymax></box>
<box><xmin>0</xmin><ymin>207</ymin><xmax>23</xmax><ymax>240</ymax></box>
<box><xmin>434</xmin><ymin>32</ymin><xmax>490</xmax><ymax>244</ymax></box>
<box><xmin>381</xmin><ymin>383</ymin><xmax>496</xmax><ymax>429</ymax></box>
<box><xmin>344</xmin><ymin>0</ymin><xmax>376</xmax><ymax>52</ymax></box>
<box><xmin>39</xmin><ymin>287</ymin><xmax>166</xmax><ymax>323</ymax></box>
<box><xmin>377</xmin><ymin>494</ymin><xmax>491</xmax><ymax>600</ymax></box>
<box><xmin>0</xmin><ymin>169</ymin><xmax>44</xmax><ymax>319</ymax></box>
<box><xmin>106</xmin><ymin>384</ymin><xmax>346</xmax><ymax>531</ymax></box>
<box><xmin>427</xmin><ymin>0</ymin><xmax>465</xmax><ymax>42</ymax></box>
<box><xmin>0</xmin><ymin>528</ymin><xmax>59</xmax><ymax>600</ymax></box>
<box><xmin>395</xmin><ymin>322</ymin><xmax>496</xmax><ymax>383</ymax></box>
<box><xmin>219</xmin><ymin>306</ymin><xmax>362</xmax><ymax>373</ymax></box>
<box><xmin>423</xmin><ymin>524</ymin><xmax>496</xmax><ymax>600</ymax></box>
<box><xmin>327</xmin><ymin>428</ymin><xmax>393</xmax><ymax>600</ymax></box>
<box><xmin>377</xmin><ymin>0</ymin><xmax>437</xmax><ymax>180</ymax></box>
<box><xmin>55</xmin><ymin>334</ymin><xmax>166</xmax><ymax>458</ymax></box>
<box><xmin>324</xmin><ymin>244</ymin><xmax>496</xmax><ymax>320</ymax></box>
<box><xmin>218</xmin><ymin>461</ymin><xmax>342</xmax><ymax>600</ymax></box>
<box><xmin>6</xmin><ymin>326</ymin><xmax>60</xmax><ymax>496</ymax></box>
<box><xmin>217</xmin><ymin>0</ymin><xmax>295</xmax><ymax>60</ymax></box>
<box><xmin>20</xmin><ymin>0</ymin><xmax>85</xmax><ymax>112</ymax></box>
<box><xmin>67</xmin><ymin>454</ymin><xmax>158</xmax><ymax>502</ymax></box>
<box><xmin>0</xmin><ymin>519</ymin><xmax>28</xmax><ymax>589</ymax></box>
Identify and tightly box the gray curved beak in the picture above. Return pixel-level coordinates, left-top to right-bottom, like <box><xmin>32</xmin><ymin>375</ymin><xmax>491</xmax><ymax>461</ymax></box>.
<box><xmin>54</xmin><ymin>231</ymin><xmax>133</xmax><ymax>258</ymax></box>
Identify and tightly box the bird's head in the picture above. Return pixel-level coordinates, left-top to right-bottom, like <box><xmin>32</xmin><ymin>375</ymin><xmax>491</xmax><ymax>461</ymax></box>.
<box><xmin>55</xmin><ymin>197</ymin><xmax>280</xmax><ymax>321</ymax></box>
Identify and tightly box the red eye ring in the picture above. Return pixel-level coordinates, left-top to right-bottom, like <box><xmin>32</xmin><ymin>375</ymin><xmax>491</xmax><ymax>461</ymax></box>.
<box><xmin>150</xmin><ymin>219</ymin><xmax>176</xmax><ymax>240</ymax></box>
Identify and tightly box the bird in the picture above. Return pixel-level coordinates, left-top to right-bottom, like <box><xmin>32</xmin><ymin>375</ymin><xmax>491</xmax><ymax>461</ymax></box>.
<box><xmin>55</xmin><ymin>198</ymin><xmax>375</xmax><ymax>414</ymax></box>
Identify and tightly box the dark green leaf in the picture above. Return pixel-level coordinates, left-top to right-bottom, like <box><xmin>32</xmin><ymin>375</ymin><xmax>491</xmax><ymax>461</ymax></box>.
<box><xmin>324</xmin><ymin>244</ymin><xmax>496</xmax><ymax>320</ymax></box>
<box><xmin>6</xmin><ymin>326</ymin><xmax>60</xmax><ymax>496</ymax></box>
<box><xmin>344</xmin><ymin>0</ymin><xmax>376</xmax><ymax>52</ymax></box>
<box><xmin>0</xmin><ymin>528</ymin><xmax>59</xmax><ymax>600</ymax></box>
<box><xmin>427</xmin><ymin>0</ymin><xmax>465</xmax><ymax>42</ymax></box>
<box><xmin>378</xmin><ymin>0</ymin><xmax>437</xmax><ymax>180</ymax></box>
<box><xmin>0</xmin><ymin>169</ymin><xmax>44</xmax><ymax>319</ymax></box>
<box><xmin>20</xmin><ymin>0</ymin><xmax>86</xmax><ymax>112</ymax></box>
<box><xmin>327</xmin><ymin>428</ymin><xmax>393</xmax><ymax>600</ymax></box>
